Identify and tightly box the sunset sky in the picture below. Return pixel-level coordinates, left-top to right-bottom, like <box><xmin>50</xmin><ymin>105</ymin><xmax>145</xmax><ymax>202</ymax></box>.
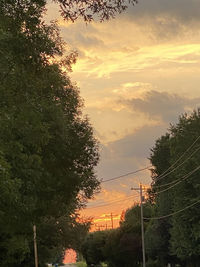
<box><xmin>47</xmin><ymin>0</ymin><xmax>200</xmax><ymax>229</ymax></box>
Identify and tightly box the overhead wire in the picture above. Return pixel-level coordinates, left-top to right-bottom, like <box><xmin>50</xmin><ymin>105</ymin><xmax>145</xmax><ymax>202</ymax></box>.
<box><xmin>85</xmin><ymin>136</ymin><xmax>200</xmax><ymax>218</ymax></box>
<box><xmin>155</xmin><ymin>145</ymin><xmax>200</xmax><ymax>182</ymax></box>
<box><xmin>152</xmin><ymin>165</ymin><xmax>200</xmax><ymax>193</ymax></box>
<box><xmin>155</xmin><ymin>135</ymin><xmax>200</xmax><ymax>182</ymax></box>
<box><xmin>86</xmin><ymin>194</ymin><xmax>138</xmax><ymax>209</ymax></box>
<box><xmin>92</xmin><ymin>141</ymin><xmax>200</xmax><ymax>208</ymax></box>
<box><xmin>100</xmin><ymin>135</ymin><xmax>200</xmax><ymax>185</ymax></box>
<box><xmin>143</xmin><ymin>136</ymin><xmax>200</xmax><ymax>221</ymax></box>
<box><xmin>101</xmin><ymin>166</ymin><xmax>151</xmax><ymax>183</ymax></box>
<box><xmin>151</xmin><ymin>178</ymin><xmax>181</xmax><ymax>189</ymax></box>
<box><xmin>143</xmin><ymin>198</ymin><xmax>200</xmax><ymax>220</ymax></box>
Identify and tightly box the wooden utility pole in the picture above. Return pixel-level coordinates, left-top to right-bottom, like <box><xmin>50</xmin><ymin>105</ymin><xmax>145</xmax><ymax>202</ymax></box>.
<box><xmin>140</xmin><ymin>184</ymin><xmax>146</xmax><ymax>267</ymax></box>
<box><xmin>131</xmin><ymin>184</ymin><xmax>146</xmax><ymax>267</ymax></box>
<box><xmin>111</xmin><ymin>213</ymin><xmax>114</xmax><ymax>229</ymax></box>
<box><xmin>33</xmin><ymin>224</ymin><xmax>38</xmax><ymax>267</ymax></box>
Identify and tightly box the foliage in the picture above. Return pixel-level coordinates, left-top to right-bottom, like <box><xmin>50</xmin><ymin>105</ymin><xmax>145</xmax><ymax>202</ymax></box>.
<box><xmin>0</xmin><ymin>1</ymin><xmax>99</xmax><ymax>266</ymax></box>
<box><xmin>1</xmin><ymin>0</ymin><xmax>138</xmax><ymax>23</ymax></box>
<box><xmin>169</xmin><ymin>111</ymin><xmax>200</xmax><ymax>265</ymax></box>
<box><xmin>81</xmin><ymin>204</ymin><xmax>152</xmax><ymax>267</ymax></box>
<box><xmin>146</xmin><ymin>110</ymin><xmax>200</xmax><ymax>266</ymax></box>
<box><xmin>53</xmin><ymin>0</ymin><xmax>138</xmax><ymax>22</ymax></box>
<box><xmin>81</xmin><ymin>230</ymin><xmax>108</xmax><ymax>266</ymax></box>
<box><xmin>76</xmin><ymin>262</ymin><xmax>87</xmax><ymax>267</ymax></box>
<box><xmin>145</xmin><ymin>134</ymin><xmax>175</xmax><ymax>265</ymax></box>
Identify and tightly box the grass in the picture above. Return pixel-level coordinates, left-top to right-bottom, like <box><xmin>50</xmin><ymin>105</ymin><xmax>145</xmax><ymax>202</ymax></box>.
<box><xmin>76</xmin><ymin>262</ymin><xmax>108</xmax><ymax>267</ymax></box>
<box><xmin>76</xmin><ymin>262</ymin><xmax>87</xmax><ymax>267</ymax></box>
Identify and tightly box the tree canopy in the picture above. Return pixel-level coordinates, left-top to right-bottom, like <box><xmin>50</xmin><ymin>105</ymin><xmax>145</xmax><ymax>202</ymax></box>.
<box><xmin>146</xmin><ymin>110</ymin><xmax>200</xmax><ymax>266</ymax></box>
<box><xmin>0</xmin><ymin>1</ymin><xmax>100</xmax><ymax>265</ymax></box>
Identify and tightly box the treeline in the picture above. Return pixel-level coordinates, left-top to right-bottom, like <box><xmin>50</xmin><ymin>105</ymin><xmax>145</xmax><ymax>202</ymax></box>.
<box><xmin>81</xmin><ymin>110</ymin><xmax>200</xmax><ymax>267</ymax></box>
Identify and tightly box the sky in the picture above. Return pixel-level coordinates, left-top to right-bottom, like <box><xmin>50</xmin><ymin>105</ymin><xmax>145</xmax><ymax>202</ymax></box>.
<box><xmin>47</xmin><ymin>0</ymin><xmax>200</xmax><ymax>230</ymax></box>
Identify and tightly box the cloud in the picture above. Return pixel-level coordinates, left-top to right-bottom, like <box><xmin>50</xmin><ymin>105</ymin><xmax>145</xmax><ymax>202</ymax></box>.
<box><xmin>94</xmin><ymin>124</ymin><xmax>164</xmax><ymax>196</ymax></box>
<box><xmin>60</xmin><ymin>24</ymin><xmax>105</xmax><ymax>50</ymax></box>
<box><xmin>109</xmin><ymin>123</ymin><xmax>166</xmax><ymax>159</ymax></box>
<box><xmin>113</xmin><ymin>82</ymin><xmax>154</xmax><ymax>98</ymax></box>
<box><xmin>47</xmin><ymin>0</ymin><xmax>200</xmax><ymax>48</ymax></box>
<box><xmin>96</xmin><ymin>95</ymin><xmax>200</xmax><ymax>186</ymax></box>
<box><xmin>125</xmin><ymin>0</ymin><xmax>200</xmax><ymax>23</ymax></box>
<box><xmin>117</xmin><ymin>0</ymin><xmax>200</xmax><ymax>43</ymax></box>
<box><xmin>94</xmin><ymin>189</ymin><xmax>128</xmax><ymax>203</ymax></box>
<box><xmin>120</xmin><ymin>90</ymin><xmax>200</xmax><ymax>123</ymax></box>
<box><xmin>140</xmin><ymin>0</ymin><xmax>200</xmax><ymax>21</ymax></box>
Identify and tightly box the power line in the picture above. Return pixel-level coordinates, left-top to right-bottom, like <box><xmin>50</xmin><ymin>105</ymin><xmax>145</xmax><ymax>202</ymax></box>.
<box><xmin>151</xmin><ymin>178</ymin><xmax>180</xmax><ymax>189</ymax></box>
<box><xmin>92</xmin><ymin>213</ymin><xmax>118</xmax><ymax>220</ymax></box>
<box><xmin>152</xmin><ymin>165</ymin><xmax>200</xmax><ymax>194</ymax></box>
<box><xmin>86</xmin><ymin>195</ymin><xmax>132</xmax><ymax>207</ymax></box>
<box><xmin>143</xmin><ymin>198</ymin><xmax>200</xmax><ymax>220</ymax></box>
<box><xmin>154</xmin><ymin>145</ymin><xmax>200</xmax><ymax>182</ymax></box>
<box><xmin>155</xmin><ymin>135</ymin><xmax>200</xmax><ymax>181</ymax></box>
<box><xmin>87</xmin><ymin>193</ymin><xmax>139</xmax><ymax>207</ymax></box>
<box><xmin>86</xmin><ymin>195</ymin><xmax>137</xmax><ymax>209</ymax></box>
<box><xmin>100</xmin><ymin>136</ymin><xmax>200</xmax><ymax>185</ymax></box>
<box><xmin>86</xmin><ymin>194</ymin><xmax>138</xmax><ymax>209</ymax></box>
<box><xmin>101</xmin><ymin>166</ymin><xmax>151</xmax><ymax>183</ymax></box>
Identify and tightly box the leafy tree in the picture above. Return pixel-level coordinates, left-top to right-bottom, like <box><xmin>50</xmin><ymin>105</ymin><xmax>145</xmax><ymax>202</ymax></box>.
<box><xmin>103</xmin><ymin>204</ymin><xmax>152</xmax><ymax>267</ymax></box>
<box><xmin>104</xmin><ymin>229</ymin><xmax>142</xmax><ymax>267</ymax></box>
<box><xmin>103</xmin><ymin>228</ymin><xmax>126</xmax><ymax>267</ymax></box>
<box><xmin>147</xmin><ymin>110</ymin><xmax>200</xmax><ymax>266</ymax></box>
<box><xmin>81</xmin><ymin>230</ymin><xmax>107</xmax><ymax>266</ymax></box>
<box><xmin>68</xmin><ymin>217</ymin><xmax>91</xmax><ymax>256</ymax></box>
<box><xmin>169</xmin><ymin>111</ymin><xmax>200</xmax><ymax>266</ymax></box>
<box><xmin>145</xmin><ymin>134</ymin><xmax>176</xmax><ymax>266</ymax></box>
<box><xmin>0</xmin><ymin>152</ymin><xmax>25</xmax><ymax>265</ymax></box>
<box><xmin>0</xmin><ymin>1</ymin><xmax>99</xmax><ymax>266</ymax></box>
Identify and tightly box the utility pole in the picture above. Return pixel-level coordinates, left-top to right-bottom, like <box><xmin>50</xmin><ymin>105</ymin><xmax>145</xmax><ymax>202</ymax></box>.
<box><xmin>33</xmin><ymin>224</ymin><xmax>38</xmax><ymax>267</ymax></box>
<box><xmin>111</xmin><ymin>213</ymin><xmax>114</xmax><ymax>229</ymax></box>
<box><xmin>131</xmin><ymin>184</ymin><xmax>146</xmax><ymax>267</ymax></box>
<box><xmin>140</xmin><ymin>184</ymin><xmax>146</xmax><ymax>267</ymax></box>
